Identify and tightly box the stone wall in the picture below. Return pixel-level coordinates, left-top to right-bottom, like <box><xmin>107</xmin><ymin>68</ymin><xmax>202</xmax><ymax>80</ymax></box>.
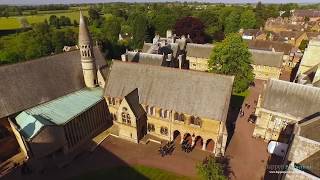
<box><xmin>252</xmin><ymin>64</ymin><xmax>281</xmax><ymax>80</ymax></box>
<box><xmin>188</xmin><ymin>57</ymin><xmax>209</xmax><ymax>72</ymax></box>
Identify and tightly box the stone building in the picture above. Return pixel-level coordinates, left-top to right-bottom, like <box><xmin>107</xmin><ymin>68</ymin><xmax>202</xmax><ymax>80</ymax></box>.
<box><xmin>264</xmin><ymin>17</ymin><xmax>305</xmax><ymax>33</ymax></box>
<box><xmin>0</xmin><ymin>11</ymin><xmax>110</xmax><ymax>165</ymax></box>
<box><xmin>253</xmin><ymin>79</ymin><xmax>320</xmax><ymax>142</ymax></box>
<box><xmin>273</xmin><ymin>31</ymin><xmax>307</xmax><ymax>48</ymax></box>
<box><xmin>249</xmin><ymin>49</ymin><xmax>283</xmax><ymax>80</ymax></box>
<box><xmin>283</xmin><ymin>115</ymin><xmax>320</xmax><ymax>180</ymax></box>
<box><xmin>104</xmin><ymin>61</ymin><xmax>234</xmax><ymax>156</ymax></box>
<box><xmin>10</xmin><ymin>88</ymin><xmax>109</xmax><ymax>159</ymax></box>
<box><xmin>240</xmin><ymin>28</ymin><xmax>267</xmax><ymax>40</ymax></box>
<box><xmin>186</xmin><ymin>43</ymin><xmax>213</xmax><ymax>71</ymax></box>
<box><xmin>292</xmin><ymin>9</ymin><xmax>320</xmax><ymax>22</ymax></box>
<box><xmin>175</xmin><ymin>42</ymin><xmax>284</xmax><ymax>80</ymax></box>
<box><xmin>247</xmin><ymin>40</ymin><xmax>297</xmax><ymax>67</ymax></box>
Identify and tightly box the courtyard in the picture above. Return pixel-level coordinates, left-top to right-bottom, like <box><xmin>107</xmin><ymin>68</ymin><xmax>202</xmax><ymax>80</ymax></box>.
<box><xmin>226</xmin><ymin>79</ymin><xmax>270</xmax><ymax>180</ymax></box>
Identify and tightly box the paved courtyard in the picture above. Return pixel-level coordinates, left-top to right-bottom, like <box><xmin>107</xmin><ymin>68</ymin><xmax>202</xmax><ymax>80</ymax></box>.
<box><xmin>225</xmin><ymin>79</ymin><xmax>270</xmax><ymax>180</ymax></box>
<box><xmin>2</xmin><ymin>135</ymin><xmax>210</xmax><ymax>180</ymax></box>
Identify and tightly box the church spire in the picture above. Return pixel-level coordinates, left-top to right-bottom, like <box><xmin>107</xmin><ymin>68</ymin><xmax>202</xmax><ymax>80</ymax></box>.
<box><xmin>79</xmin><ymin>11</ymin><xmax>97</xmax><ymax>88</ymax></box>
<box><xmin>79</xmin><ymin>10</ymin><xmax>91</xmax><ymax>45</ymax></box>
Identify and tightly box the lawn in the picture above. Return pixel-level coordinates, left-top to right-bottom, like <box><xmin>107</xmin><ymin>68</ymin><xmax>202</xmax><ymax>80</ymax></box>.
<box><xmin>0</xmin><ymin>10</ymin><xmax>88</xmax><ymax>30</ymax></box>
<box><xmin>0</xmin><ymin>17</ymin><xmax>21</xmax><ymax>30</ymax></box>
<box><xmin>70</xmin><ymin>165</ymin><xmax>192</xmax><ymax>180</ymax></box>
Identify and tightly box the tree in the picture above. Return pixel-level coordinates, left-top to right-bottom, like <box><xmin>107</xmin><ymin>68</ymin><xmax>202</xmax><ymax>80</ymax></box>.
<box><xmin>195</xmin><ymin>9</ymin><xmax>223</xmax><ymax>42</ymax></box>
<box><xmin>103</xmin><ymin>14</ymin><xmax>121</xmax><ymax>43</ymax></box>
<box><xmin>131</xmin><ymin>13</ymin><xmax>148</xmax><ymax>49</ymax></box>
<box><xmin>197</xmin><ymin>156</ymin><xmax>227</xmax><ymax>180</ymax></box>
<box><xmin>240</xmin><ymin>10</ymin><xmax>256</xmax><ymax>29</ymax></box>
<box><xmin>174</xmin><ymin>16</ymin><xmax>206</xmax><ymax>43</ymax></box>
<box><xmin>59</xmin><ymin>16</ymin><xmax>71</xmax><ymax>26</ymax></box>
<box><xmin>208</xmin><ymin>33</ymin><xmax>254</xmax><ymax>93</ymax></box>
<box><xmin>49</xmin><ymin>15</ymin><xmax>59</xmax><ymax>28</ymax></box>
<box><xmin>224</xmin><ymin>11</ymin><xmax>241</xmax><ymax>34</ymax></box>
<box><xmin>88</xmin><ymin>8</ymin><xmax>100</xmax><ymax>21</ymax></box>
<box><xmin>150</xmin><ymin>7</ymin><xmax>178</xmax><ymax>37</ymax></box>
<box><xmin>299</xmin><ymin>40</ymin><xmax>309</xmax><ymax>52</ymax></box>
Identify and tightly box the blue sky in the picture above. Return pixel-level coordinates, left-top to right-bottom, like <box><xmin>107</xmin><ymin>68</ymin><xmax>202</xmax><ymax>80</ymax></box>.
<box><xmin>0</xmin><ymin>0</ymin><xmax>319</xmax><ymax>5</ymax></box>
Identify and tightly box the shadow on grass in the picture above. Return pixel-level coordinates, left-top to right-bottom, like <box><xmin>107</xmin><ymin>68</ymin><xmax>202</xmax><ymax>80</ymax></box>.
<box><xmin>225</xmin><ymin>94</ymin><xmax>245</xmax><ymax>147</ymax></box>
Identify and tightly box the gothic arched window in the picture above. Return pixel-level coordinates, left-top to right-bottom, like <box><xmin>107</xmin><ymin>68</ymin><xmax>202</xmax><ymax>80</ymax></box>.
<box><xmin>121</xmin><ymin>107</ymin><xmax>131</xmax><ymax>125</ymax></box>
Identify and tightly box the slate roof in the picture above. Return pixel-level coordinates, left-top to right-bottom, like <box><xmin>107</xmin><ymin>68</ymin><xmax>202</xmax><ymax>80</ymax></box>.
<box><xmin>0</xmin><ymin>47</ymin><xmax>105</xmax><ymax>119</ymax></box>
<box><xmin>125</xmin><ymin>88</ymin><xmax>145</xmax><ymax>119</ymax></box>
<box><xmin>250</xmin><ymin>49</ymin><xmax>283</xmax><ymax>67</ymax></box>
<box><xmin>186</xmin><ymin>43</ymin><xmax>214</xmax><ymax>59</ymax></box>
<box><xmin>261</xmin><ymin>79</ymin><xmax>320</xmax><ymax>119</ymax></box>
<box><xmin>247</xmin><ymin>40</ymin><xmax>293</xmax><ymax>54</ymax></box>
<box><xmin>299</xmin><ymin>115</ymin><xmax>320</xmax><ymax>142</ymax></box>
<box><xmin>289</xmin><ymin>116</ymin><xmax>320</xmax><ymax>178</ymax></box>
<box><xmin>274</xmin><ymin>31</ymin><xmax>305</xmax><ymax>41</ymax></box>
<box><xmin>243</xmin><ymin>29</ymin><xmax>265</xmax><ymax>37</ymax></box>
<box><xmin>104</xmin><ymin>61</ymin><xmax>234</xmax><ymax>121</ymax></box>
<box><xmin>126</xmin><ymin>51</ymin><xmax>165</xmax><ymax>66</ymax></box>
<box><xmin>15</xmin><ymin>88</ymin><xmax>103</xmax><ymax>140</ymax></box>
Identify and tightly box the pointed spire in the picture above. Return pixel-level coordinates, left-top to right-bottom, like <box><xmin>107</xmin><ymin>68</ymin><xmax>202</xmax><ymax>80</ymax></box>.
<box><xmin>79</xmin><ymin>10</ymin><xmax>91</xmax><ymax>45</ymax></box>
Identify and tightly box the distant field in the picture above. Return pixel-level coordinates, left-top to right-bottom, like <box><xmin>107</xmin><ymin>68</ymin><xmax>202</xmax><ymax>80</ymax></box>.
<box><xmin>0</xmin><ymin>17</ymin><xmax>21</xmax><ymax>30</ymax></box>
<box><xmin>0</xmin><ymin>10</ymin><xmax>88</xmax><ymax>30</ymax></box>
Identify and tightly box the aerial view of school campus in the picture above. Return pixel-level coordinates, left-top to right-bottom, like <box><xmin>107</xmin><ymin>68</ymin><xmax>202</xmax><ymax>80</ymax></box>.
<box><xmin>0</xmin><ymin>0</ymin><xmax>319</xmax><ymax>179</ymax></box>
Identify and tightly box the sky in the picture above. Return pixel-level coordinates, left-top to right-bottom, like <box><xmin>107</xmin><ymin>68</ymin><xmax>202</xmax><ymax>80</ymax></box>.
<box><xmin>0</xmin><ymin>0</ymin><xmax>319</xmax><ymax>5</ymax></box>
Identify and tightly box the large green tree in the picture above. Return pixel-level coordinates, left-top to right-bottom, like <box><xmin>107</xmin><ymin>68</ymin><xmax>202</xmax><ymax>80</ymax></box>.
<box><xmin>130</xmin><ymin>13</ymin><xmax>148</xmax><ymax>49</ymax></box>
<box><xmin>240</xmin><ymin>10</ymin><xmax>257</xmax><ymax>29</ymax></box>
<box><xmin>208</xmin><ymin>33</ymin><xmax>254</xmax><ymax>93</ymax></box>
<box><xmin>197</xmin><ymin>156</ymin><xmax>227</xmax><ymax>180</ymax></box>
<box><xmin>103</xmin><ymin>14</ymin><xmax>121</xmax><ymax>43</ymax></box>
<box><xmin>224</xmin><ymin>11</ymin><xmax>241</xmax><ymax>34</ymax></box>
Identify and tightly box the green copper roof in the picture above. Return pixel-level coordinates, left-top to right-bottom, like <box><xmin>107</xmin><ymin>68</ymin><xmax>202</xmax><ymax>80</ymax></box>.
<box><xmin>15</xmin><ymin>87</ymin><xmax>103</xmax><ymax>139</ymax></box>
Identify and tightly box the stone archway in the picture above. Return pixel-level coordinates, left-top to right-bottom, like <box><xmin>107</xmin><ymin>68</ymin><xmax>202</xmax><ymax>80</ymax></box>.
<box><xmin>183</xmin><ymin>133</ymin><xmax>192</xmax><ymax>145</ymax></box>
<box><xmin>194</xmin><ymin>136</ymin><xmax>203</xmax><ymax>149</ymax></box>
<box><xmin>173</xmin><ymin>130</ymin><xmax>181</xmax><ymax>144</ymax></box>
<box><xmin>206</xmin><ymin>139</ymin><xmax>215</xmax><ymax>152</ymax></box>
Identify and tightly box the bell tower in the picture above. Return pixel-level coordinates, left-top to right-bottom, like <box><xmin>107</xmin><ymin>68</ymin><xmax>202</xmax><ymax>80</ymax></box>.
<box><xmin>79</xmin><ymin>11</ymin><xmax>97</xmax><ymax>88</ymax></box>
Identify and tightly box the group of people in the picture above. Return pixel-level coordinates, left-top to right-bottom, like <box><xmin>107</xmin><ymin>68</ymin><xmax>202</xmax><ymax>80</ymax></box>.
<box><xmin>181</xmin><ymin>139</ymin><xmax>192</xmax><ymax>153</ymax></box>
<box><xmin>158</xmin><ymin>141</ymin><xmax>175</xmax><ymax>157</ymax></box>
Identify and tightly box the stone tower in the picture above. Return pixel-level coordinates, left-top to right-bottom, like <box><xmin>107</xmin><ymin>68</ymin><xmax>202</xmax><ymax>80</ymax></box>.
<box><xmin>79</xmin><ymin>11</ymin><xmax>97</xmax><ymax>88</ymax></box>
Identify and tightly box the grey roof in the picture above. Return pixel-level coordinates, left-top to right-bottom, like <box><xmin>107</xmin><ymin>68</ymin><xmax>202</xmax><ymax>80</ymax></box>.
<box><xmin>126</xmin><ymin>51</ymin><xmax>165</xmax><ymax>66</ymax></box>
<box><xmin>125</xmin><ymin>88</ymin><xmax>145</xmax><ymax>119</ymax></box>
<box><xmin>186</xmin><ymin>43</ymin><xmax>214</xmax><ymax>59</ymax></box>
<box><xmin>0</xmin><ymin>47</ymin><xmax>105</xmax><ymax>118</ymax></box>
<box><xmin>250</xmin><ymin>49</ymin><xmax>283</xmax><ymax>67</ymax></box>
<box><xmin>262</xmin><ymin>79</ymin><xmax>320</xmax><ymax>119</ymax></box>
<box><xmin>247</xmin><ymin>40</ymin><xmax>293</xmax><ymax>54</ymax></box>
<box><xmin>299</xmin><ymin>115</ymin><xmax>320</xmax><ymax>142</ymax></box>
<box><xmin>104</xmin><ymin>61</ymin><xmax>234</xmax><ymax>121</ymax></box>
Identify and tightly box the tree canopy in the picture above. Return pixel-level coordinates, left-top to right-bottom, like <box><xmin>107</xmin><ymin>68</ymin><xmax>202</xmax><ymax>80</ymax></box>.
<box><xmin>208</xmin><ymin>33</ymin><xmax>254</xmax><ymax>93</ymax></box>
<box><xmin>240</xmin><ymin>10</ymin><xmax>256</xmax><ymax>29</ymax></box>
<box><xmin>174</xmin><ymin>16</ymin><xmax>206</xmax><ymax>44</ymax></box>
<box><xmin>197</xmin><ymin>156</ymin><xmax>227</xmax><ymax>180</ymax></box>
<box><xmin>224</xmin><ymin>10</ymin><xmax>241</xmax><ymax>34</ymax></box>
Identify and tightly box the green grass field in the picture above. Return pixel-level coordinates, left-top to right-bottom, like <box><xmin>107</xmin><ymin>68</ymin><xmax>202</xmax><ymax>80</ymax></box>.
<box><xmin>71</xmin><ymin>165</ymin><xmax>192</xmax><ymax>180</ymax></box>
<box><xmin>0</xmin><ymin>10</ymin><xmax>88</xmax><ymax>30</ymax></box>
